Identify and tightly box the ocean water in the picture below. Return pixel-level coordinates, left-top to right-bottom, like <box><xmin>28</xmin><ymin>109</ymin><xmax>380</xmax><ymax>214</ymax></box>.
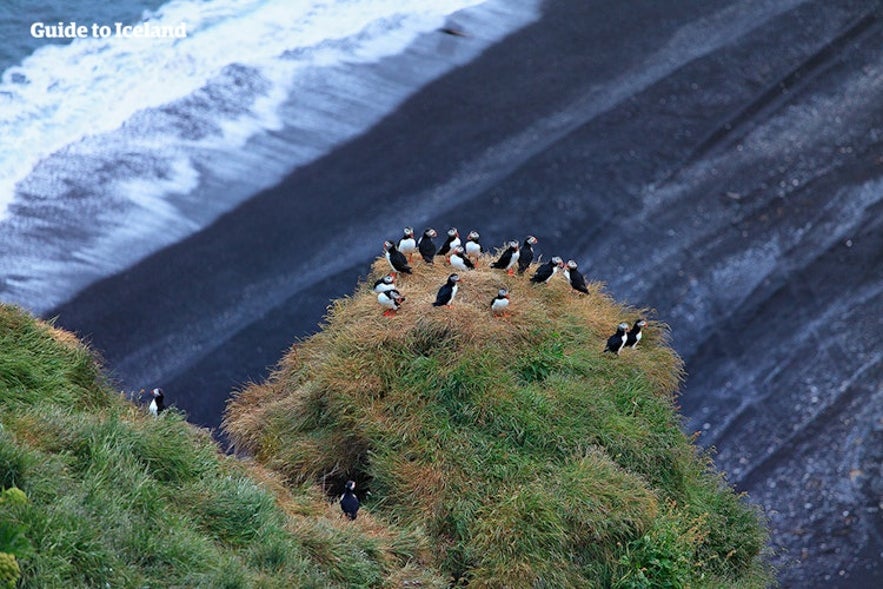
<box><xmin>0</xmin><ymin>1</ymin><xmax>171</xmax><ymax>73</ymax></box>
<box><xmin>0</xmin><ymin>0</ymin><xmax>540</xmax><ymax>313</ymax></box>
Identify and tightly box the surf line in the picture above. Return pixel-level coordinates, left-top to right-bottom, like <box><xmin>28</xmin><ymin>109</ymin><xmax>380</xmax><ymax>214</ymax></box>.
<box><xmin>30</xmin><ymin>21</ymin><xmax>188</xmax><ymax>39</ymax></box>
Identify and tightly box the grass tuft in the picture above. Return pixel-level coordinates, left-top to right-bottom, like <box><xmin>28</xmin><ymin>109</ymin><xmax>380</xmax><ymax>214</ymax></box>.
<box><xmin>0</xmin><ymin>303</ymin><xmax>447</xmax><ymax>587</ymax></box>
<box><xmin>225</xmin><ymin>253</ymin><xmax>773</xmax><ymax>587</ymax></box>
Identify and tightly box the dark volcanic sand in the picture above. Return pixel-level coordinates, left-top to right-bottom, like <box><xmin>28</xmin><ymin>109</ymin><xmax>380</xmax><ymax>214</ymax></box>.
<box><xmin>51</xmin><ymin>0</ymin><xmax>883</xmax><ymax>586</ymax></box>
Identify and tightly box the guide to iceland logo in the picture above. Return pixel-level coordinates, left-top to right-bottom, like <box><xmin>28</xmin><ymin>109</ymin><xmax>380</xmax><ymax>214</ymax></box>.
<box><xmin>30</xmin><ymin>21</ymin><xmax>188</xmax><ymax>39</ymax></box>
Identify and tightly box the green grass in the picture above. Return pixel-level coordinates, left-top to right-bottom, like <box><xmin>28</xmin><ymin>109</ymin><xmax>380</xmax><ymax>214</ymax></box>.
<box><xmin>0</xmin><ymin>247</ymin><xmax>774</xmax><ymax>588</ymax></box>
<box><xmin>225</xmin><ymin>256</ymin><xmax>775</xmax><ymax>588</ymax></box>
<box><xmin>0</xmin><ymin>304</ymin><xmax>444</xmax><ymax>588</ymax></box>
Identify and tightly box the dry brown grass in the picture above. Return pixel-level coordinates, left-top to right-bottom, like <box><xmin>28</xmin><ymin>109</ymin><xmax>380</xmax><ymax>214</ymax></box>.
<box><xmin>45</xmin><ymin>324</ymin><xmax>84</xmax><ymax>351</ymax></box>
<box><xmin>218</xmin><ymin>252</ymin><xmax>772</xmax><ymax>588</ymax></box>
<box><xmin>224</xmin><ymin>250</ymin><xmax>684</xmax><ymax>484</ymax></box>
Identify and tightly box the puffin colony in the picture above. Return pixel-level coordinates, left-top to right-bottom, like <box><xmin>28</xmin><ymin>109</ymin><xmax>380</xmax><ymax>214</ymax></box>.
<box><xmin>378</xmin><ymin>226</ymin><xmax>647</xmax><ymax>352</ymax></box>
<box><xmin>347</xmin><ymin>225</ymin><xmax>650</xmax><ymax>519</ymax></box>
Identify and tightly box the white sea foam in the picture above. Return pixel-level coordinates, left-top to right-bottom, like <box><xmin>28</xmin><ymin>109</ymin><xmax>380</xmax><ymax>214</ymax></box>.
<box><xmin>0</xmin><ymin>0</ymin><xmax>540</xmax><ymax>312</ymax></box>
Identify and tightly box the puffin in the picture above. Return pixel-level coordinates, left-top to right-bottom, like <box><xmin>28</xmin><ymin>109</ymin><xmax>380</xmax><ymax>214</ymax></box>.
<box><xmin>625</xmin><ymin>319</ymin><xmax>648</xmax><ymax>349</ymax></box>
<box><xmin>397</xmin><ymin>227</ymin><xmax>417</xmax><ymax>260</ymax></box>
<box><xmin>530</xmin><ymin>256</ymin><xmax>564</xmax><ymax>284</ymax></box>
<box><xmin>436</xmin><ymin>228</ymin><xmax>461</xmax><ymax>259</ymax></box>
<box><xmin>604</xmin><ymin>323</ymin><xmax>630</xmax><ymax>355</ymax></box>
<box><xmin>384</xmin><ymin>240</ymin><xmax>412</xmax><ymax>275</ymax></box>
<box><xmin>563</xmin><ymin>260</ymin><xmax>589</xmax><ymax>294</ymax></box>
<box><xmin>491</xmin><ymin>288</ymin><xmax>510</xmax><ymax>316</ymax></box>
<box><xmin>148</xmin><ymin>387</ymin><xmax>165</xmax><ymax>416</ymax></box>
<box><xmin>432</xmin><ymin>274</ymin><xmax>460</xmax><ymax>307</ymax></box>
<box><xmin>450</xmin><ymin>246</ymin><xmax>475</xmax><ymax>272</ymax></box>
<box><xmin>378</xmin><ymin>289</ymin><xmax>405</xmax><ymax>317</ymax></box>
<box><xmin>491</xmin><ymin>240</ymin><xmax>520</xmax><ymax>274</ymax></box>
<box><xmin>373</xmin><ymin>274</ymin><xmax>396</xmax><ymax>293</ymax></box>
<box><xmin>464</xmin><ymin>230</ymin><xmax>482</xmax><ymax>262</ymax></box>
<box><xmin>418</xmin><ymin>228</ymin><xmax>438</xmax><ymax>264</ymax></box>
<box><xmin>340</xmin><ymin>480</ymin><xmax>360</xmax><ymax>521</ymax></box>
<box><xmin>517</xmin><ymin>235</ymin><xmax>538</xmax><ymax>275</ymax></box>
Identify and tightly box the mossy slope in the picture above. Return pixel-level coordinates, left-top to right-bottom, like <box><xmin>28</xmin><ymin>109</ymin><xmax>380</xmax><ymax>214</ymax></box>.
<box><xmin>0</xmin><ymin>304</ymin><xmax>444</xmax><ymax>588</ymax></box>
<box><xmin>225</xmin><ymin>255</ymin><xmax>773</xmax><ymax>588</ymax></box>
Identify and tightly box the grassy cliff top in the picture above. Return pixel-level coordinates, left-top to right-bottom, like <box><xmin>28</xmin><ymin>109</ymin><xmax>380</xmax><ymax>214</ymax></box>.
<box><xmin>0</xmin><ymin>304</ymin><xmax>445</xmax><ymax>588</ymax></box>
<box><xmin>224</xmin><ymin>254</ymin><xmax>773</xmax><ymax>588</ymax></box>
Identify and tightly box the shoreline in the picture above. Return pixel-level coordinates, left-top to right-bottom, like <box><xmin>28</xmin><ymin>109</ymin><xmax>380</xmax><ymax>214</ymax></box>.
<box><xmin>48</xmin><ymin>1</ymin><xmax>883</xmax><ymax>586</ymax></box>
<box><xmin>3</xmin><ymin>0</ymin><xmax>539</xmax><ymax>314</ymax></box>
<box><xmin>46</xmin><ymin>0</ymin><xmax>726</xmax><ymax>428</ymax></box>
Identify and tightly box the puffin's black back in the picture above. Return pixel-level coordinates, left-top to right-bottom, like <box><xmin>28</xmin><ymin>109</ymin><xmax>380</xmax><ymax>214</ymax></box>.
<box><xmin>418</xmin><ymin>230</ymin><xmax>436</xmax><ymax>263</ymax></box>
<box><xmin>433</xmin><ymin>282</ymin><xmax>454</xmax><ymax>306</ymax></box>
<box><xmin>437</xmin><ymin>235</ymin><xmax>456</xmax><ymax>256</ymax></box>
<box><xmin>387</xmin><ymin>243</ymin><xmax>412</xmax><ymax>274</ymax></box>
<box><xmin>340</xmin><ymin>484</ymin><xmax>359</xmax><ymax>520</ymax></box>
<box><xmin>517</xmin><ymin>241</ymin><xmax>534</xmax><ymax>274</ymax></box>
<box><xmin>604</xmin><ymin>326</ymin><xmax>626</xmax><ymax>354</ymax></box>
<box><xmin>530</xmin><ymin>260</ymin><xmax>553</xmax><ymax>283</ymax></box>
<box><xmin>491</xmin><ymin>246</ymin><xmax>515</xmax><ymax>269</ymax></box>
<box><xmin>569</xmin><ymin>268</ymin><xmax>588</xmax><ymax>293</ymax></box>
<box><xmin>625</xmin><ymin>320</ymin><xmax>645</xmax><ymax>348</ymax></box>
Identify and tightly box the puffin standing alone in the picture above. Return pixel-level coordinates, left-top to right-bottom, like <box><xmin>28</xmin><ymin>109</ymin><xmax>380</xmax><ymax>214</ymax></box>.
<box><xmin>373</xmin><ymin>274</ymin><xmax>396</xmax><ymax>293</ymax></box>
<box><xmin>563</xmin><ymin>260</ymin><xmax>589</xmax><ymax>294</ymax></box>
<box><xmin>148</xmin><ymin>388</ymin><xmax>165</xmax><ymax>416</ymax></box>
<box><xmin>384</xmin><ymin>241</ymin><xmax>412</xmax><ymax>276</ymax></box>
<box><xmin>340</xmin><ymin>480</ymin><xmax>360</xmax><ymax>520</ymax></box>
<box><xmin>397</xmin><ymin>227</ymin><xmax>417</xmax><ymax>260</ymax></box>
<box><xmin>490</xmin><ymin>288</ymin><xmax>510</xmax><ymax>316</ymax></box>
<box><xmin>604</xmin><ymin>323</ymin><xmax>630</xmax><ymax>355</ymax></box>
<box><xmin>450</xmin><ymin>246</ymin><xmax>475</xmax><ymax>272</ymax></box>
<box><xmin>377</xmin><ymin>289</ymin><xmax>405</xmax><ymax>316</ymax></box>
<box><xmin>625</xmin><ymin>319</ymin><xmax>648</xmax><ymax>349</ymax></box>
<box><xmin>432</xmin><ymin>274</ymin><xmax>460</xmax><ymax>307</ymax></box>
<box><xmin>517</xmin><ymin>235</ymin><xmax>538</xmax><ymax>275</ymax></box>
<box><xmin>418</xmin><ymin>228</ymin><xmax>438</xmax><ymax>264</ymax></box>
<box><xmin>436</xmin><ymin>228</ymin><xmax>461</xmax><ymax>259</ymax></box>
<box><xmin>464</xmin><ymin>230</ymin><xmax>482</xmax><ymax>262</ymax></box>
<box><xmin>530</xmin><ymin>256</ymin><xmax>564</xmax><ymax>284</ymax></box>
<box><xmin>491</xmin><ymin>240</ymin><xmax>520</xmax><ymax>274</ymax></box>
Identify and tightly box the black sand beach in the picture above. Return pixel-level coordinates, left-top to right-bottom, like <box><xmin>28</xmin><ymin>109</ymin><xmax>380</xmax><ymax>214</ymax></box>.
<box><xmin>50</xmin><ymin>0</ymin><xmax>882</xmax><ymax>586</ymax></box>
